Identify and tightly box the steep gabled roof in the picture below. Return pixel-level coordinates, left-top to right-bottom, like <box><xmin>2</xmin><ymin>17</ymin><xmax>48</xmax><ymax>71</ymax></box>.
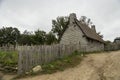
<box><xmin>75</xmin><ymin>19</ymin><xmax>104</xmax><ymax>43</ymax></box>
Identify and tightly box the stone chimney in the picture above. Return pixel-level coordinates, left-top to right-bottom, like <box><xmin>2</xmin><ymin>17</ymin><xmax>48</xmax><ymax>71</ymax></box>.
<box><xmin>69</xmin><ymin>13</ymin><xmax>77</xmax><ymax>24</ymax></box>
<box><xmin>91</xmin><ymin>25</ymin><xmax>96</xmax><ymax>33</ymax></box>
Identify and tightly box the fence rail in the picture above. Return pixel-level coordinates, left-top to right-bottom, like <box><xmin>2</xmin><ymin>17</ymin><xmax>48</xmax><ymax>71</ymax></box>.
<box><xmin>17</xmin><ymin>44</ymin><xmax>85</xmax><ymax>75</ymax></box>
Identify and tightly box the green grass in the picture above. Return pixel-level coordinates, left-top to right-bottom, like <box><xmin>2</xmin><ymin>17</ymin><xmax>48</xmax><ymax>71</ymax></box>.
<box><xmin>0</xmin><ymin>50</ymin><xmax>18</xmax><ymax>67</ymax></box>
<box><xmin>41</xmin><ymin>51</ymin><xmax>83</xmax><ymax>74</ymax></box>
<box><xmin>40</xmin><ymin>50</ymin><xmax>113</xmax><ymax>74</ymax></box>
<box><xmin>13</xmin><ymin>50</ymin><xmax>112</xmax><ymax>79</ymax></box>
<box><xmin>14</xmin><ymin>51</ymin><xmax>84</xmax><ymax>79</ymax></box>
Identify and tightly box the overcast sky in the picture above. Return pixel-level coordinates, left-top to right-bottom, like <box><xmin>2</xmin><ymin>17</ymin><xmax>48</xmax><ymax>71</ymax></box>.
<box><xmin>0</xmin><ymin>0</ymin><xmax>120</xmax><ymax>41</ymax></box>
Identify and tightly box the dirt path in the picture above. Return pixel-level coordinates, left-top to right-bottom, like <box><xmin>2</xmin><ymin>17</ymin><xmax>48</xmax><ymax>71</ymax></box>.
<box><xmin>3</xmin><ymin>51</ymin><xmax>120</xmax><ymax>80</ymax></box>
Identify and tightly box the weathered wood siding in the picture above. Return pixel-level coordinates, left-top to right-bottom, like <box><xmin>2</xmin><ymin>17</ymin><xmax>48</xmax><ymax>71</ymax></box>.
<box><xmin>86</xmin><ymin>40</ymin><xmax>104</xmax><ymax>52</ymax></box>
<box><xmin>60</xmin><ymin>23</ymin><xmax>104</xmax><ymax>52</ymax></box>
<box><xmin>60</xmin><ymin>23</ymin><xmax>88</xmax><ymax>46</ymax></box>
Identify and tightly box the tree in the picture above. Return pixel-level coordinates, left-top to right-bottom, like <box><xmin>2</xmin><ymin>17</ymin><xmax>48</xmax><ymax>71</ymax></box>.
<box><xmin>80</xmin><ymin>16</ymin><xmax>93</xmax><ymax>26</ymax></box>
<box><xmin>34</xmin><ymin>30</ymin><xmax>46</xmax><ymax>45</ymax></box>
<box><xmin>46</xmin><ymin>32</ymin><xmax>57</xmax><ymax>45</ymax></box>
<box><xmin>51</xmin><ymin>16</ymin><xmax>69</xmax><ymax>41</ymax></box>
<box><xmin>19</xmin><ymin>30</ymin><xmax>57</xmax><ymax>45</ymax></box>
<box><xmin>0</xmin><ymin>27</ymin><xmax>20</xmax><ymax>47</ymax></box>
<box><xmin>18</xmin><ymin>30</ymin><xmax>35</xmax><ymax>45</ymax></box>
<box><xmin>80</xmin><ymin>16</ymin><xmax>87</xmax><ymax>23</ymax></box>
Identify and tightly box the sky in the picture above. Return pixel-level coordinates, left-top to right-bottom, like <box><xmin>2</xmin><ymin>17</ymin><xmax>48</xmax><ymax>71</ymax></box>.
<box><xmin>0</xmin><ymin>0</ymin><xmax>120</xmax><ymax>41</ymax></box>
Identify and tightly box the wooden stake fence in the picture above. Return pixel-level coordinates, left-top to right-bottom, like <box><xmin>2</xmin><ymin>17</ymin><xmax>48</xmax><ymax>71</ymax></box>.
<box><xmin>17</xmin><ymin>44</ymin><xmax>85</xmax><ymax>75</ymax></box>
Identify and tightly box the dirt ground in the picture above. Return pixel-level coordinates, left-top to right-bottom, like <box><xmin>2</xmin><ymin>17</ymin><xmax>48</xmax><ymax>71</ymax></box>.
<box><xmin>2</xmin><ymin>50</ymin><xmax>120</xmax><ymax>80</ymax></box>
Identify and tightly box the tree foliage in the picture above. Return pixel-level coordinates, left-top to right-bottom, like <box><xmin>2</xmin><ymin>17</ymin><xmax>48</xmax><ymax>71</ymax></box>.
<box><xmin>80</xmin><ymin>16</ymin><xmax>93</xmax><ymax>26</ymax></box>
<box><xmin>0</xmin><ymin>27</ymin><xmax>20</xmax><ymax>47</ymax></box>
<box><xmin>51</xmin><ymin>16</ymin><xmax>69</xmax><ymax>41</ymax></box>
<box><xmin>46</xmin><ymin>32</ymin><xmax>57</xmax><ymax>45</ymax></box>
<box><xmin>18</xmin><ymin>30</ymin><xmax>35</xmax><ymax>45</ymax></box>
<box><xmin>34</xmin><ymin>30</ymin><xmax>46</xmax><ymax>45</ymax></box>
<box><xmin>18</xmin><ymin>29</ymin><xmax>57</xmax><ymax>45</ymax></box>
<box><xmin>0</xmin><ymin>15</ymin><xmax>103</xmax><ymax>46</ymax></box>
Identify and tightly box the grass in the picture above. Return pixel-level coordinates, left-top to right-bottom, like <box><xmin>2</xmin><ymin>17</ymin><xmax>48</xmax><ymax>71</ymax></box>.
<box><xmin>40</xmin><ymin>51</ymin><xmax>83</xmax><ymax>74</ymax></box>
<box><xmin>24</xmin><ymin>50</ymin><xmax>111</xmax><ymax>76</ymax></box>
<box><xmin>0</xmin><ymin>50</ymin><xmax>18</xmax><ymax>73</ymax></box>
<box><xmin>0</xmin><ymin>50</ymin><xmax>110</xmax><ymax>74</ymax></box>
<box><xmin>12</xmin><ymin>50</ymin><xmax>114</xmax><ymax>79</ymax></box>
<box><xmin>41</xmin><ymin>50</ymin><xmax>111</xmax><ymax>74</ymax></box>
<box><xmin>14</xmin><ymin>51</ymin><xmax>84</xmax><ymax>79</ymax></box>
<box><xmin>17</xmin><ymin>51</ymin><xmax>105</xmax><ymax>77</ymax></box>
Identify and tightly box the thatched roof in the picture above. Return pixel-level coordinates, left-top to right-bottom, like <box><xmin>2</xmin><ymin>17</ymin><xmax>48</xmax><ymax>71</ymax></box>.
<box><xmin>60</xmin><ymin>13</ymin><xmax>104</xmax><ymax>43</ymax></box>
<box><xmin>75</xmin><ymin>19</ymin><xmax>104</xmax><ymax>43</ymax></box>
<box><xmin>60</xmin><ymin>19</ymin><xmax>104</xmax><ymax>43</ymax></box>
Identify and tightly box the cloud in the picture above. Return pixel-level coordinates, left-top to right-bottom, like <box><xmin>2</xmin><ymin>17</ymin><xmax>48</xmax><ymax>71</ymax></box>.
<box><xmin>0</xmin><ymin>0</ymin><xmax>120</xmax><ymax>41</ymax></box>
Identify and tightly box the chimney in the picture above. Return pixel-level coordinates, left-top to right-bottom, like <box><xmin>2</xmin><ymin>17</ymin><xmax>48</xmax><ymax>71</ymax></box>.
<box><xmin>91</xmin><ymin>25</ymin><xmax>96</xmax><ymax>33</ymax></box>
<box><xmin>69</xmin><ymin>13</ymin><xmax>77</xmax><ymax>24</ymax></box>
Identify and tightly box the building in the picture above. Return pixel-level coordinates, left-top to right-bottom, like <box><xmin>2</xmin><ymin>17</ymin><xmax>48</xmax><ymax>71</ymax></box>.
<box><xmin>60</xmin><ymin>13</ymin><xmax>104</xmax><ymax>52</ymax></box>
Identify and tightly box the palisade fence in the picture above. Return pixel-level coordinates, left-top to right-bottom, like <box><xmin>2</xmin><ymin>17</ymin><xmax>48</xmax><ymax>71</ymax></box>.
<box><xmin>0</xmin><ymin>46</ymin><xmax>16</xmax><ymax>51</ymax></box>
<box><xmin>17</xmin><ymin>44</ymin><xmax>86</xmax><ymax>75</ymax></box>
<box><xmin>104</xmin><ymin>43</ymin><xmax>120</xmax><ymax>51</ymax></box>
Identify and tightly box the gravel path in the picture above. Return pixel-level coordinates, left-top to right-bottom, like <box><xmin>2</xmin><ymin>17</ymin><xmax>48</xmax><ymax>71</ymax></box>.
<box><xmin>2</xmin><ymin>51</ymin><xmax>120</xmax><ymax>80</ymax></box>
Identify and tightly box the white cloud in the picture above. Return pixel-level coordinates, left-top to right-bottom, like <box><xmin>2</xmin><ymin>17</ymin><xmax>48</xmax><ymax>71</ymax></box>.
<box><xmin>0</xmin><ymin>0</ymin><xmax>120</xmax><ymax>41</ymax></box>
